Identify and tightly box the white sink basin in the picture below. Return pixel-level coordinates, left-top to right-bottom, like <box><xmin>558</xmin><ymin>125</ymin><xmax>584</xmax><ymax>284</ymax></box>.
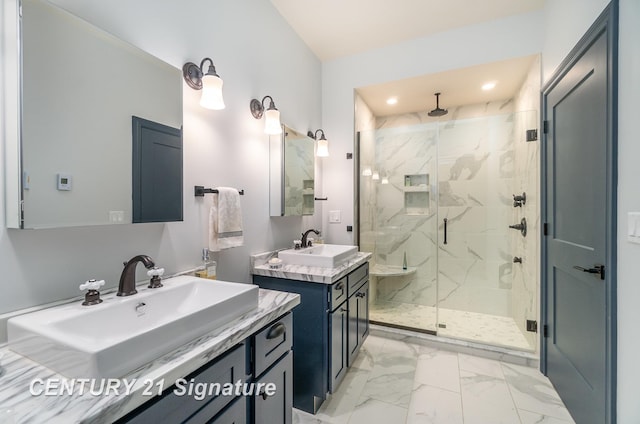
<box><xmin>278</xmin><ymin>244</ymin><xmax>358</xmax><ymax>268</ymax></box>
<box><xmin>7</xmin><ymin>276</ymin><xmax>258</xmax><ymax>378</ymax></box>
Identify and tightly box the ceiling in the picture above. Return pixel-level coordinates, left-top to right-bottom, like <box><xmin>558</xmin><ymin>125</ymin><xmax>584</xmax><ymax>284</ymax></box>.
<box><xmin>271</xmin><ymin>0</ymin><xmax>544</xmax><ymax>116</ymax></box>
<box><xmin>357</xmin><ymin>55</ymin><xmax>538</xmax><ymax>117</ymax></box>
<box><xmin>270</xmin><ymin>0</ymin><xmax>545</xmax><ymax>62</ymax></box>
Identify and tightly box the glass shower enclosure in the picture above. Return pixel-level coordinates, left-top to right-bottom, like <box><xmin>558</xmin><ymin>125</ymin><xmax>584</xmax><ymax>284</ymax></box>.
<box><xmin>357</xmin><ymin>104</ymin><xmax>538</xmax><ymax>351</ymax></box>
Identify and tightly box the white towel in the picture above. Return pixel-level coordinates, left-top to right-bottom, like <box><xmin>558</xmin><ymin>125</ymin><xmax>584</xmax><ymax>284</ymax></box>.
<box><xmin>209</xmin><ymin>187</ymin><xmax>244</xmax><ymax>251</ymax></box>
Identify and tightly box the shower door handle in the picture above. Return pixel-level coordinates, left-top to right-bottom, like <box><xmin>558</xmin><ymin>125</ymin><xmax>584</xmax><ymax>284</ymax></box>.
<box><xmin>443</xmin><ymin>218</ymin><xmax>448</xmax><ymax>245</ymax></box>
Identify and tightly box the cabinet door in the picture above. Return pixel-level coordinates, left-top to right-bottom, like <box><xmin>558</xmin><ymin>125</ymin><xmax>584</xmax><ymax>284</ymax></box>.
<box><xmin>347</xmin><ymin>281</ymin><xmax>370</xmax><ymax>366</ymax></box>
<box><xmin>329</xmin><ymin>304</ymin><xmax>348</xmax><ymax>392</ymax></box>
<box><xmin>253</xmin><ymin>351</ymin><xmax>293</xmax><ymax>424</ymax></box>
<box><xmin>357</xmin><ymin>281</ymin><xmax>370</xmax><ymax>348</ymax></box>
<box><xmin>191</xmin><ymin>396</ymin><xmax>246</xmax><ymax>424</ymax></box>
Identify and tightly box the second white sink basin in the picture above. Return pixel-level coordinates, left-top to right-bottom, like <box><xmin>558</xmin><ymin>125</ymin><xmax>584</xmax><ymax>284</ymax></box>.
<box><xmin>278</xmin><ymin>244</ymin><xmax>358</xmax><ymax>268</ymax></box>
<box><xmin>7</xmin><ymin>276</ymin><xmax>258</xmax><ymax>378</ymax></box>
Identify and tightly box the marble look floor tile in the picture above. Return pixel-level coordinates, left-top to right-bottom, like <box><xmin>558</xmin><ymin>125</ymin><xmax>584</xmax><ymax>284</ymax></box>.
<box><xmin>314</xmin><ymin>367</ymin><xmax>371</xmax><ymax>424</ymax></box>
<box><xmin>294</xmin><ymin>333</ymin><xmax>573</xmax><ymax>424</ymax></box>
<box><xmin>293</xmin><ymin>408</ymin><xmax>334</xmax><ymax>424</ymax></box>
<box><xmin>360</xmin><ymin>364</ymin><xmax>416</xmax><ymax>407</ymax></box>
<box><xmin>502</xmin><ymin>363</ymin><xmax>574</xmax><ymax>421</ymax></box>
<box><xmin>458</xmin><ymin>352</ymin><xmax>505</xmax><ymax>379</ymax></box>
<box><xmin>348</xmin><ymin>398</ymin><xmax>408</xmax><ymax>424</ymax></box>
<box><xmin>407</xmin><ymin>384</ymin><xmax>464</xmax><ymax>424</ymax></box>
<box><xmin>518</xmin><ymin>409</ymin><xmax>576</xmax><ymax>424</ymax></box>
<box><xmin>460</xmin><ymin>369</ymin><xmax>521</xmax><ymax>424</ymax></box>
<box><xmin>414</xmin><ymin>349</ymin><xmax>460</xmax><ymax>393</ymax></box>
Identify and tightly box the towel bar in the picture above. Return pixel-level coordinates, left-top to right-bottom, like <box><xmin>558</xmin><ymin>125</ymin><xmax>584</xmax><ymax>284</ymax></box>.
<box><xmin>194</xmin><ymin>185</ymin><xmax>245</xmax><ymax>197</ymax></box>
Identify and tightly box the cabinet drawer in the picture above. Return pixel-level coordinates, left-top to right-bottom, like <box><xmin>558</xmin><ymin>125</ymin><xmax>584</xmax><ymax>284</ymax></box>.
<box><xmin>119</xmin><ymin>344</ymin><xmax>247</xmax><ymax>424</ymax></box>
<box><xmin>347</xmin><ymin>264</ymin><xmax>368</xmax><ymax>297</ymax></box>
<box><xmin>329</xmin><ymin>276</ymin><xmax>347</xmax><ymax>310</ymax></box>
<box><xmin>254</xmin><ymin>313</ymin><xmax>293</xmax><ymax>377</ymax></box>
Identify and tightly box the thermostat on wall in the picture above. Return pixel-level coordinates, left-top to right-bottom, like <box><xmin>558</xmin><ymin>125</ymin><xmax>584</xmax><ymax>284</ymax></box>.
<box><xmin>57</xmin><ymin>173</ymin><xmax>72</xmax><ymax>191</ymax></box>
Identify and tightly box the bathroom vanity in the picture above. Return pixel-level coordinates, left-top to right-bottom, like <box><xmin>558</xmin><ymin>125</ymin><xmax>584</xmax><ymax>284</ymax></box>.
<box><xmin>251</xmin><ymin>252</ymin><xmax>372</xmax><ymax>414</ymax></box>
<box><xmin>0</xmin><ymin>287</ymin><xmax>299</xmax><ymax>423</ymax></box>
<box><xmin>118</xmin><ymin>313</ymin><xmax>294</xmax><ymax>424</ymax></box>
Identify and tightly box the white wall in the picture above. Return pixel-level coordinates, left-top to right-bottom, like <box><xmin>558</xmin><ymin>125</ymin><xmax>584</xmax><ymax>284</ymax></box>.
<box><xmin>616</xmin><ymin>1</ymin><xmax>640</xmax><ymax>422</ymax></box>
<box><xmin>321</xmin><ymin>11</ymin><xmax>543</xmax><ymax>246</ymax></box>
<box><xmin>0</xmin><ymin>0</ymin><xmax>322</xmax><ymax>314</ymax></box>
<box><xmin>543</xmin><ymin>0</ymin><xmax>640</xmax><ymax>422</ymax></box>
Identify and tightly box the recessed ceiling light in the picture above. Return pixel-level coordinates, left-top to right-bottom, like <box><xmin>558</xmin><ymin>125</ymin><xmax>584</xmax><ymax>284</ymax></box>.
<box><xmin>482</xmin><ymin>82</ymin><xmax>497</xmax><ymax>91</ymax></box>
<box><xmin>386</xmin><ymin>97</ymin><xmax>398</xmax><ymax>105</ymax></box>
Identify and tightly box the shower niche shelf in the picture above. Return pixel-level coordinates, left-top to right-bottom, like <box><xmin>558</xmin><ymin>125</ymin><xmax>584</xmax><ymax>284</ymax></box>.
<box><xmin>403</xmin><ymin>173</ymin><xmax>429</xmax><ymax>215</ymax></box>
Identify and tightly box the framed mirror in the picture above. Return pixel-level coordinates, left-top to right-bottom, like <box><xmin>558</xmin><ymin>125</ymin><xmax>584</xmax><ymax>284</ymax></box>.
<box><xmin>269</xmin><ymin>125</ymin><xmax>315</xmax><ymax>216</ymax></box>
<box><xmin>4</xmin><ymin>0</ymin><xmax>183</xmax><ymax>229</ymax></box>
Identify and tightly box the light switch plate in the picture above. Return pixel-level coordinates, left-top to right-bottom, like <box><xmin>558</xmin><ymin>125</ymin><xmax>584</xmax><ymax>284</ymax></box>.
<box><xmin>329</xmin><ymin>210</ymin><xmax>341</xmax><ymax>223</ymax></box>
<box><xmin>628</xmin><ymin>212</ymin><xmax>640</xmax><ymax>244</ymax></box>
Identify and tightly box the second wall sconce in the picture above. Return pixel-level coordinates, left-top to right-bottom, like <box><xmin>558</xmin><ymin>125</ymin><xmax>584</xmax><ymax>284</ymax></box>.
<box><xmin>308</xmin><ymin>129</ymin><xmax>330</xmax><ymax>157</ymax></box>
<box><xmin>250</xmin><ymin>96</ymin><xmax>282</xmax><ymax>135</ymax></box>
<box><xmin>183</xmin><ymin>58</ymin><xmax>225</xmax><ymax>110</ymax></box>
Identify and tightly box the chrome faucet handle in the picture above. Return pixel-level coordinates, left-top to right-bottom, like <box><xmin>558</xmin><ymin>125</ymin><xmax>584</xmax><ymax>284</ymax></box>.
<box><xmin>79</xmin><ymin>279</ymin><xmax>105</xmax><ymax>306</ymax></box>
<box><xmin>147</xmin><ymin>267</ymin><xmax>164</xmax><ymax>289</ymax></box>
<box><xmin>79</xmin><ymin>279</ymin><xmax>105</xmax><ymax>291</ymax></box>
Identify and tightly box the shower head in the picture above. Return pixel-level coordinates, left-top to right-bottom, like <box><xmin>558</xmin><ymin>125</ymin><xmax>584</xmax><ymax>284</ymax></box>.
<box><xmin>428</xmin><ymin>92</ymin><xmax>448</xmax><ymax>117</ymax></box>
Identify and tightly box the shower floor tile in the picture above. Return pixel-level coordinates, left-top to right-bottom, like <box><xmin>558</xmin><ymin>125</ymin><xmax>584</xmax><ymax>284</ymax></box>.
<box><xmin>370</xmin><ymin>301</ymin><xmax>532</xmax><ymax>351</ymax></box>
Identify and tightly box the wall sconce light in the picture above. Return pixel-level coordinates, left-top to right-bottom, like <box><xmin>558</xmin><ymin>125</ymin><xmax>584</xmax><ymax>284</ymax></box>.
<box><xmin>250</xmin><ymin>96</ymin><xmax>282</xmax><ymax>135</ymax></box>
<box><xmin>372</xmin><ymin>171</ymin><xmax>380</xmax><ymax>181</ymax></box>
<box><xmin>307</xmin><ymin>129</ymin><xmax>330</xmax><ymax>157</ymax></box>
<box><xmin>362</xmin><ymin>166</ymin><xmax>372</xmax><ymax>177</ymax></box>
<box><xmin>182</xmin><ymin>58</ymin><xmax>225</xmax><ymax>110</ymax></box>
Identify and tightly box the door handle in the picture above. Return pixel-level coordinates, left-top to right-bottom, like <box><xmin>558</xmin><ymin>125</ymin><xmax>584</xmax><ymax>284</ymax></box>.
<box><xmin>443</xmin><ymin>218</ymin><xmax>448</xmax><ymax>245</ymax></box>
<box><xmin>573</xmin><ymin>264</ymin><xmax>605</xmax><ymax>280</ymax></box>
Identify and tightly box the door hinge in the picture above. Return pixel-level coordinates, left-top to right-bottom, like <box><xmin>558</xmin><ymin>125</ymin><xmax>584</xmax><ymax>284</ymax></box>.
<box><xmin>526</xmin><ymin>320</ymin><xmax>538</xmax><ymax>333</ymax></box>
<box><xmin>526</xmin><ymin>129</ymin><xmax>538</xmax><ymax>142</ymax></box>
<box><xmin>543</xmin><ymin>325</ymin><xmax>549</xmax><ymax>338</ymax></box>
<box><xmin>543</xmin><ymin>223</ymin><xmax>548</xmax><ymax>236</ymax></box>
<box><xmin>543</xmin><ymin>120</ymin><xmax>549</xmax><ymax>134</ymax></box>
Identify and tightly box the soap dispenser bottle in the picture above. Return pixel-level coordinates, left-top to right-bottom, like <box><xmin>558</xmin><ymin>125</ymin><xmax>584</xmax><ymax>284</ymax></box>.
<box><xmin>196</xmin><ymin>248</ymin><xmax>217</xmax><ymax>279</ymax></box>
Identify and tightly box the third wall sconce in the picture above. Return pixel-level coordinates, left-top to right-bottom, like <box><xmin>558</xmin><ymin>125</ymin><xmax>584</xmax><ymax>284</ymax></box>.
<box><xmin>308</xmin><ymin>129</ymin><xmax>330</xmax><ymax>157</ymax></box>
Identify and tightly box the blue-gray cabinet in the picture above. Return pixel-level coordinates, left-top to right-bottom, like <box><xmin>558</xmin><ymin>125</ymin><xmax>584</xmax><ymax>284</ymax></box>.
<box><xmin>116</xmin><ymin>313</ymin><xmax>293</xmax><ymax>424</ymax></box>
<box><xmin>252</xmin><ymin>262</ymin><xmax>369</xmax><ymax>414</ymax></box>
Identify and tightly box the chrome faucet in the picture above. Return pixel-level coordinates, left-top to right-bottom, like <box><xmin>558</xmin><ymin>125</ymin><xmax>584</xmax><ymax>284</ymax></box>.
<box><xmin>118</xmin><ymin>255</ymin><xmax>156</xmax><ymax>296</ymax></box>
<box><xmin>301</xmin><ymin>229</ymin><xmax>320</xmax><ymax>248</ymax></box>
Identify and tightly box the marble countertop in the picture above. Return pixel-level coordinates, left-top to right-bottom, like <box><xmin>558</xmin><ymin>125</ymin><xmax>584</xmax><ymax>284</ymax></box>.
<box><xmin>0</xmin><ymin>288</ymin><xmax>300</xmax><ymax>424</ymax></box>
<box><xmin>251</xmin><ymin>251</ymin><xmax>372</xmax><ymax>284</ymax></box>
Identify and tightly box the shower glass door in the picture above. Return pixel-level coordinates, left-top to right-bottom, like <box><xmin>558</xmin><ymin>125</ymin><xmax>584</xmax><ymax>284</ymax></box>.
<box><xmin>358</xmin><ymin>107</ymin><xmax>538</xmax><ymax>351</ymax></box>
<box><xmin>358</xmin><ymin>124</ymin><xmax>439</xmax><ymax>333</ymax></box>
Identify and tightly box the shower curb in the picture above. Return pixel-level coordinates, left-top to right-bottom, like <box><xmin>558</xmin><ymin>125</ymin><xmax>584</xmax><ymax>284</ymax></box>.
<box><xmin>370</xmin><ymin>324</ymin><xmax>539</xmax><ymax>369</ymax></box>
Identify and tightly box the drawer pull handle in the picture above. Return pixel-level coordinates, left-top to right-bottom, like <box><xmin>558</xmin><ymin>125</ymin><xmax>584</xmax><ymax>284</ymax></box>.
<box><xmin>266</xmin><ymin>322</ymin><xmax>286</xmax><ymax>339</ymax></box>
<box><xmin>335</xmin><ymin>282</ymin><xmax>344</xmax><ymax>291</ymax></box>
<box><xmin>260</xmin><ymin>389</ymin><xmax>269</xmax><ymax>400</ymax></box>
<box><xmin>356</xmin><ymin>292</ymin><xmax>366</xmax><ymax>298</ymax></box>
